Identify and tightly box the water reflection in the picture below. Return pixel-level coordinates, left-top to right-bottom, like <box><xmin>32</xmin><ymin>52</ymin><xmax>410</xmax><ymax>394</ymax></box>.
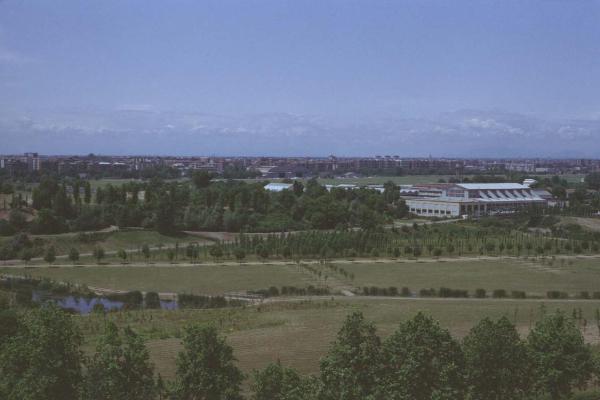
<box><xmin>33</xmin><ymin>291</ymin><xmax>178</xmax><ymax>314</ymax></box>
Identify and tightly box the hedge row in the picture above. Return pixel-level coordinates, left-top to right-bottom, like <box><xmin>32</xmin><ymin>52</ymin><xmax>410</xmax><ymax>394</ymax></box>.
<box><xmin>248</xmin><ymin>285</ymin><xmax>331</xmax><ymax>297</ymax></box>
<box><xmin>177</xmin><ymin>293</ymin><xmax>244</xmax><ymax>309</ymax></box>
<box><xmin>358</xmin><ymin>286</ymin><xmax>599</xmax><ymax>300</ymax></box>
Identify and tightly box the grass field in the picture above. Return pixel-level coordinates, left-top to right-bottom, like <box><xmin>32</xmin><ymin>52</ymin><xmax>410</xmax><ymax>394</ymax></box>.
<box><xmin>88</xmin><ymin>178</ymin><xmax>139</xmax><ymax>190</ymax></box>
<box><xmin>1</xmin><ymin>263</ymin><xmax>319</xmax><ymax>294</ymax></box>
<box><xmin>0</xmin><ymin>229</ymin><xmax>207</xmax><ymax>258</ymax></box>
<box><xmin>240</xmin><ymin>173</ymin><xmax>587</xmax><ymax>187</ymax></box>
<box><xmin>335</xmin><ymin>258</ymin><xmax>600</xmax><ymax>296</ymax></box>
<box><xmin>11</xmin><ymin>257</ymin><xmax>600</xmax><ymax>297</ymax></box>
<box><xmin>561</xmin><ymin>216</ymin><xmax>600</xmax><ymax>232</ymax></box>
<box><xmin>316</xmin><ymin>175</ymin><xmax>467</xmax><ymax>186</ymax></box>
<box><xmin>74</xmin><ymin>297</ymin><xmax>600</xmax><ymax>380</ymax></box>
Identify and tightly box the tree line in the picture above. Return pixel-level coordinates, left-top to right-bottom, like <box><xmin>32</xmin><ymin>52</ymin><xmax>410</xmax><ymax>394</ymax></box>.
<box><xmin>1</xmin><ymin>303</ymin><xmax>599</xmax><ymax>400</ymax></box>
<box><xmin>0</xmin><ymin>174</ymin><xmax>408</xmax><ymax>238</ymax></box>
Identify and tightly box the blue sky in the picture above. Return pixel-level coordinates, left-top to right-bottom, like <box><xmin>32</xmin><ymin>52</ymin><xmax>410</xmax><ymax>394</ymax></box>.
<box><xmin>1</xmin><ymin>1</ymin><xmax>599</xmax><ymax>155</ymax></box>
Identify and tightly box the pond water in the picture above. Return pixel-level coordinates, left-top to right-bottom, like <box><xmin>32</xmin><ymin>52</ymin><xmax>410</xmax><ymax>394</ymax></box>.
<box><xmin>32</xmin><ymin>291</ymin><xmax>178</xmax><ymax>314</ymax></box>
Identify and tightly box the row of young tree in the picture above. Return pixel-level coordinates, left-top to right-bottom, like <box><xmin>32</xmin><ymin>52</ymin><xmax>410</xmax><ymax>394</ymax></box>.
<box><xmin>212</xmin><ymin>225</ymin><xmax>600</xmax><ymax>262</ymax></box>
<box><xmin>1</xmin><ymin>304</ymin><xmax>598</xmax><ymax>400</ymax></box>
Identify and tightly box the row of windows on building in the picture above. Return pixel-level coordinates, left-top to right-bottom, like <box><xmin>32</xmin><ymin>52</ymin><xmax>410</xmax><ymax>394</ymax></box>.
<box><xmin>409</xmin><ymin>208</ymin><xmax>453</xmax><ymax>215</ymax></box>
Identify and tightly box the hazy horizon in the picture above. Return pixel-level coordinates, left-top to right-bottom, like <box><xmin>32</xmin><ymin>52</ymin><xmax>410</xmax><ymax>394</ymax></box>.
<box><xmin>1</xmin><ymin>1</ymin><xmax>599</xmax><ymax>156</ymax></box>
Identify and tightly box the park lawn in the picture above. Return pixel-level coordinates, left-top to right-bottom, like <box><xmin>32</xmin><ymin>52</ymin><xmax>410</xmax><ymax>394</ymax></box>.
<box><xmin>75</xmin><ymin>297</ymin><xmax>600</xmax><ymax>380</ymax></box>
<box><xmin>560</xmin><ymin>216</ymin><xmax>600</xmax><ymax>232</ymax></box>
<box><xmin>8</xmin><ymin>229</ymin><xmax>205</xmax><ymax>258</ymax></box>
<box><xmin>316</xmin><ymin>175</ymin><xmax>470</xmax><ymax>186</ymax></box>
<box><xmin>2</xmin><ymin>263</ymin><xmax>319</xmax><ymax>294</ymax></box>
<box><xmin>333</xmin><ymin>258</ymin><xmax>600</xmax><ymax>296</ymax></box>
<box><xmin>88</xmin><ymin>178</ymin><xmax>139</xmax><ymax>190</ymax></box>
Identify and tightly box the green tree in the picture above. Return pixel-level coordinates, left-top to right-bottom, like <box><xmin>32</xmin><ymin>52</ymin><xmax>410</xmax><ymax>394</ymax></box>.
<box><xmin>251</xmin><ymin>362</ymin><xmax>306</xmax><ymax>400</ymax></box>
<box><xmin>192</xmin><ymin>170</ymin><xmax>214</xmax><ymax>189</ymax></box>
<box><xmin>142</xmin><ymin>244</ymin><xmax>151</xmax><ymax>262</ymax></box>
<box><xmin>44</xmin><ymin>246</ymin><xmax>56</xmax><ymax>265</ymax></box>
<box><xmin>84</xmin><ymin>181</ymin><xmax>92</xmax><ymax>204</ymax></box>
<box><xmin>117</xmin><ymin>248</ymin><xmax>128</xmax><ymax>264</ymax></box>
<box><xmin>292</xmin><ymin>181</ymin><xmax>304</xmax><ymax>197</ymax></box>
<box><xmin>319</xmin><ymin>312</ymin><xmax>382</xmax><ymax>400</ymax></box>
<box><xmin>52</xmin><ymin>186</ymin><xmax>73</xmax><ymax>219</ymax></box>
<box><xmin>282</xmin><ymin>245</ymin><xmax>292</xmax><ymax>259</ymax></box>
<box><xmin>185</xmin><ymin>243</ymin><xmax>195</xmax><ymax>261</ymax></box>
<box><xmin>8</xmin><ymin>210</ymin><xmax>27</xmax><ymax>231</ymax></box>
<box><xmin>255</xmin><ymin>244</ymin><xmax>269</xmax><ymax>261</ymax></box>
<box><xmin>233</xmin><ymin>247</ymin><xmax>246</xmax><ymax>262</ymax></box>
<box><xmin>0</xmin><ymin>305</ymin><xmax>82</xmax><ymax>400</ymax></box>
<box><xmin>145</xmin><ymin>291</ymin><xmax>161</xmax><ymax>309</ymax></box>
<box><xmin>172</xmin><ymin>324</ymin><xmax>244</xmax><ymax>400</ymax></box>
<box><xmin>463</xmin><ymin>316</ymin><xmax>531</xmax><ymax>400</ymax></box>
<box><xmin>155</xmin><ymin>195</ymin><xmax>176</xmax><ymax>234</ymax></box>
<box><xmin>210</xmin><ymin>244</ymin><xmax>224</xmax><ymax>261</ymax></box>
<box><xmin>528</xmin><ymin>312</ymin><xmax>595</xmax><ymax>400</ymax></box>
<box><xmin>93</xmin><ymin>246</ymin><xmax>105</xmax><ymax>264</ymax></box>
<box><xmin>32</xmin><ymin>208</ymin><xmax>65</xmax><ymax>234</ymax></box>
<box><xmin>21</xmin><ymin>249</ymin><xmax>33</xmax><ymax>264</ymax></box>
<box><xmin>0</xmin><ymin>308</ymin><xmax>18</xmax><ymax>345</ymax></box>
<box><xmin>83</xmin><ymin>322</ymin><xmax>155</xmax><ymax>400</ymax></box>
<box><xmin>68</xmin><ymin>247</ymin><xmax>80</xmax><ymax>264</ymax></box>
<box><xmin>167</xmin><ymin>248</ymin><xmax>176</xmax><ymax>262</ymax></box>
<box><xmin>378</xmin><ymin>312</ymin><xmax>465</xmax><ymax>400</ymax></box>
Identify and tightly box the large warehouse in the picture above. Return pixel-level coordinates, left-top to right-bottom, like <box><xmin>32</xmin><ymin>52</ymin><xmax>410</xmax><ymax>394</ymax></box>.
<box><xmin>403</xmin><ymin>183</ymin><xmax>548</xmax><ymax>217</ymax></box>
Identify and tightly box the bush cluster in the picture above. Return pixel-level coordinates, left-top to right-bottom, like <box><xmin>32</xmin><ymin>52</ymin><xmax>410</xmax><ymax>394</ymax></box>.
<box><xmin>249</xmin><ymin>285</ymin><xmax>330</xmax><ymax>297</ymax></box>
<box><xmin>177</xmin><ymin>293</ymin><xmax>244</xmax><ymax>309</ymax></box>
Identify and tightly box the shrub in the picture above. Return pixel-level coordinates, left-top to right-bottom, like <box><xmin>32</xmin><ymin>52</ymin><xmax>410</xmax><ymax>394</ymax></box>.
<box><xmin>106</xmin><ymin>291</ymin><xmax>143</xmax><ymax>308</ymax></box>
<box><xmin>546</xmin><ymin>290</ymin><xmax>569</xmax><ymax>299</ymax></box>
<box><xmin>400</xmin><ymin>287</ymin><xmax>412</xmax><ymax>297</ymax></box>
<box><xmin>178</xmin><ymin>293</ymin><xmax>243</xmax><ymax>309</ymax></box>
<box><xmin>419</xmin><ymin>288</ymin><xmax>436</xmax><ymax>297</ymax></box>
<box><xmin>492</xmin><ymin>289</ymin><xmax>507</xmax><ymax>298</ymax></box>
<box><xmin>474</xmin><ymin>288</ymin><xmax>486</xmax><ymax>298</ymax></box>
<box><xmin>145</xmin><ymin>291</ymin><xmax>161</xmax><ymax>309</ymax></box>
<box><xmin>511</xmin><ymin>290</ymin><xmax>526</xmax><ymax>299</ymax></box>
<box><xmin>438</xmin><ymin>287</ymin><xmax>469</xmax><ymax>298</ymax></box>
<box><xmin>578</xmin><ymin>291</ymin><xmax>590</xmax><ymax>299</ymax></box>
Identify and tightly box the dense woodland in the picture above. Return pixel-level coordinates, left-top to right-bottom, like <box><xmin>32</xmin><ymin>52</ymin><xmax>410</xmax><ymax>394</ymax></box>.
<box><xmin>0</xmin><ymin>304</ymin><xmax>598</xmax><ymax>400</ymax></box>
<box><xmin>2</xmin><ymin>171</ymin><xmax>600</xmax><ymax>239</ymax></box>
<box><xmin>0</xmin><ymin>172</ymin><xmax>408</xmax><ymax>237</ymax></box>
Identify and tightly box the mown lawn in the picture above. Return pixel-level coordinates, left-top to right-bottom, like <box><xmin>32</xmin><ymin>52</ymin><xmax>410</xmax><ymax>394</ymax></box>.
<box><xmin>2</xmin><ymin>263</ymin><xmax>318</xmax><ymax>294</ymax></box>
<box><xmin>334</xmin><ymin>258</ymin><xmax>600</xmax><ymax>296</ymax></box>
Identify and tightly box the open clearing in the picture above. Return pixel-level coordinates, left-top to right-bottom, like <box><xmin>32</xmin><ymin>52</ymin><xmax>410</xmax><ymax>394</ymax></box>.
<box><xmin>74</xmin><ymin>298</ymin><xmax>600</xmax><ymax>380</ymax></box>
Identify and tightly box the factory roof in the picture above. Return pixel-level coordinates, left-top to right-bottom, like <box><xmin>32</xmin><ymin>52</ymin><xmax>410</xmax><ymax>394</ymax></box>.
<box><xmin>264</xmin><ymin>182</ymin><xmax>294</xmax><ymax>191</ymax></box>
<box><xmin>456</xmin><ymin>183</ymin><xmax>530</xmax><ymax>190</ymax></box>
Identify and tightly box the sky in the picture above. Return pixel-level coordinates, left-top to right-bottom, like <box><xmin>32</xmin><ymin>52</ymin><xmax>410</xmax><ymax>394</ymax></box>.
<box><xmin>1</xmin><ymin>0</ymin><xmax>600</xmax><ymax>156</ymax></box>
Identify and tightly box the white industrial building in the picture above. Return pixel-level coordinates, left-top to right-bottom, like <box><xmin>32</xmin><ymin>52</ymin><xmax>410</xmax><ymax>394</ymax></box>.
<box><xmin>403</xmin><ymin>183</ymin><xmax>548</xmax><ymax>217</ymax></box>
<box><xmin>264</xmin><ymin>182</ymin><xmax>294</xmax><ymax>192</ymax></box>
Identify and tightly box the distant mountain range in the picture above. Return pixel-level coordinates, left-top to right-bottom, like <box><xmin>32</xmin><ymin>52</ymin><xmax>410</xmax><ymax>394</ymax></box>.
<box><xmin>1</xmin><ymin>109</ymin><xmax>599</xmax><ymax>157</ymax></box>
